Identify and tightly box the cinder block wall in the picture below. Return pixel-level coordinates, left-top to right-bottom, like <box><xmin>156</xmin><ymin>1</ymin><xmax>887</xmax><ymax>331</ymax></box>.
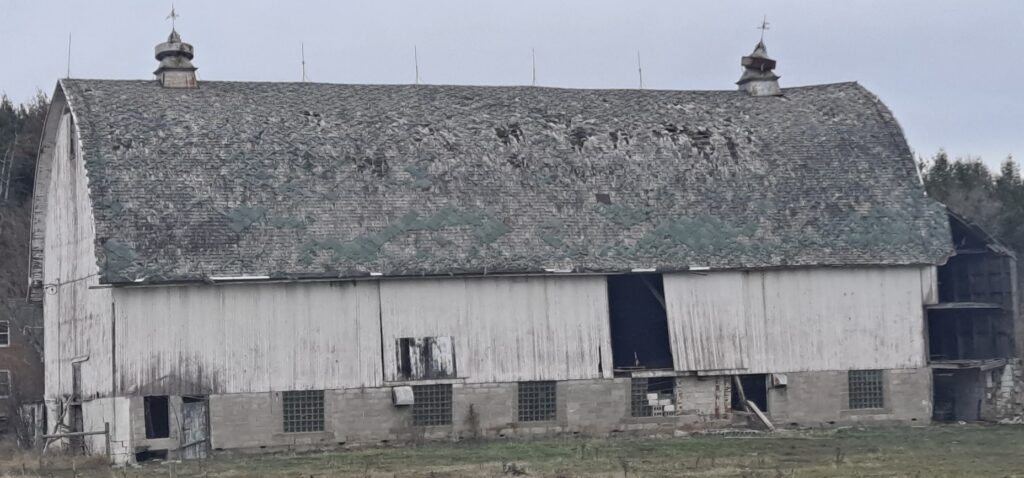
<box><xmin>138</xmin><ymin>368</ymin><xmax>934</xmax><ymax>454</ymax></box>
<box><xmin>767</xmin><ymin>368</ymin><xmax>932</xmax><ymax>426</ymax></box>
<box><xmin>989</xmin><ymin>359</ymin><xmax>1024</xmax><ymax>420</ymax></box>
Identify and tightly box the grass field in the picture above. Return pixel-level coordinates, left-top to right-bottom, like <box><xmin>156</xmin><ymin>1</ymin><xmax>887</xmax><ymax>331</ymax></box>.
<box><xmin>3</xmin><ymin>424</ymin><xmax>1024</xmax><ymax>477</ymax></box>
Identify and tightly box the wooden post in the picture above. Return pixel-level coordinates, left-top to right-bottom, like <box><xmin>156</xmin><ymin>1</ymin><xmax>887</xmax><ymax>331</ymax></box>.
<box><xmin>104</xmin><ymin>422</ymin><xmax>110</xmax><ymax>462</ymax></box>
<box><xmin>732</xmin><ymin>376</ymin><xmax>750</xmax><ymax>412</ymax></box>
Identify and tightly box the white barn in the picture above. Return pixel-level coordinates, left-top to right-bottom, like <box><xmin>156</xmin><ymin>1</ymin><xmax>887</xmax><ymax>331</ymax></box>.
<box><xmin>30</xmin><ymin>30</ymin><xmax>954</xmax><ymax>461</ymax></box>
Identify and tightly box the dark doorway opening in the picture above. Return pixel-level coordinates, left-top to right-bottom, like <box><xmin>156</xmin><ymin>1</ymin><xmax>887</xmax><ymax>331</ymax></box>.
<box><xmin>135</xmin><ymin>449</ymin><xmax>168</xmax><ymax>462</ymax></box>
<box><xmin>144</xmin><ymin>395</ymin><xmax>171</xmax><ymax>439</ymax></box>
<box><xmin>731</xmin><ymin>374</ymin><xmax>768</xmax><ymax>412</ymax></box>
<box><xmin>932</xmin><ymin>369</ymin><xmax>982</xmax><ymax>421</ymax></box>
<box><xmin>608</xmin><ymin>274</ymin><xmax>673</xmax><ymax>370</ymax></box>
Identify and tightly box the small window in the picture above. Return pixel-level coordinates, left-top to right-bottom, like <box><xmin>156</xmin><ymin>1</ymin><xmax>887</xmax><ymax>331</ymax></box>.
<box><xmin>412</xmin><ymin>384</ymin><xmax>452</xmax><ymax>426</ymax></box>
<box><xmin>143</xmin><ymin>396</ymin><xmax>170</xmax><ymax>439</ymax></box>
<box><xmin>397</xmin><ymin>336</ymin><xmax>456</xmax><ymax>380</ymax></box>
<box><xmin>630</xmin><ymin>377</ymin><xmax>676</xmax><ymax>417</ymax></box>
<box><xmin>0</xmin><ymin>370</ymin><xmax>11</xmax><ymax>399</ymax></box>
<box><xmin>67</xmin><ymin>116</ymin><xmax>76</xmax><ymax>161</ymax></box>
<box><xmin>0</xmin><ymin>321</ymin><xmax>8</xmax><ymax>347</ymax></box>
<box><xmin>518</xmin><ymin>381</ymin><xmax>557</xmax><ymax>422</ymax></box>
<box><xmin>282</xmin><ymin>390</ymin><xmax>324</xmax><ymax>433</ymax></box>
<box><xmin>848</xmin><ymin>370</ymin><xmax>884</xmax><ymax>409</ymax></box>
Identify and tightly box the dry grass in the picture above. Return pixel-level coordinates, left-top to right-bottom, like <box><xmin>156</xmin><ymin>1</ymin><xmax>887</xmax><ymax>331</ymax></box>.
<box><xmin>2</xmin><ymin>424</ymin><xmax>1023</xmax><ymax>477</ymax></box>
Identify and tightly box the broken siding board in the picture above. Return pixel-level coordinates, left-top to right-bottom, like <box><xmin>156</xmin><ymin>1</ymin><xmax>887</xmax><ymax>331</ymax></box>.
<box><xmin>112</xmin><ymin>281</ymin><xmax>382</xmax><ymax>395</ymax></box>
<box><xmin>398</xmin><ymin>337</ymin><xmax>457</xmax><ymax>380</ymax></box>
<box><xmin>664</xmin><ymin>266</ymin><xmax>931</xmax><ymax>374</ymax></box>
<box><xmin>379</xmin><ymin>276</ymin><xmax>611</xmax><ymax>383</ymax></box>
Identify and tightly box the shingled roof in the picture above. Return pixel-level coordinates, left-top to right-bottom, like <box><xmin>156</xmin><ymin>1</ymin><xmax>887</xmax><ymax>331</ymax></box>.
<box><xmin>58</xmin><ymin>79</ymin><xmax>952</xmax><ymax>283</ymax></box>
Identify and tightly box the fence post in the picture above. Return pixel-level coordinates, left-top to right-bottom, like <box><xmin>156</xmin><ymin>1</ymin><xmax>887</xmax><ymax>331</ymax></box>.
<box><xmin>104</xmin><ymin>422</ymin><xmax>110</xmax><ymax>462</ymax></box>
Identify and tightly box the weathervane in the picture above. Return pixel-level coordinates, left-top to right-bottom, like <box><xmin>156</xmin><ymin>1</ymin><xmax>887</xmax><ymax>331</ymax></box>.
<box><xmin>758</xmin><ymin>15</ymin><xmax>770</xmax><ymax>42</ymax></box>
<box><xmin>167</xmin><ymin>5</ymin><xmax>180</xmax><ymax>31</ymax></box>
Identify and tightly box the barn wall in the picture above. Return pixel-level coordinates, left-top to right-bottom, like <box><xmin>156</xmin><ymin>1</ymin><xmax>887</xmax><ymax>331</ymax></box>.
<box><xmin>379</xmin><ymin>276</ymin><xmax>613</xmax><ymax>383</ymax></box>
<box><xmin>81</xmin><ymin>396</ymin><xmax>132</xmax><ymax>463</ymax></box>
<box><xmin>42</xmin><ymin>110</ymin><xmax>114</xmax><ymax>401</ymax></box>
<box><xmin>111</xmin><ymin>281</ymin><xmax>382</xmax><ymax>395</ymax></box>
<box><xmin>665</xmin><ymin>266</ymin><xmax>934</xmax><ymax>373</ymax></box>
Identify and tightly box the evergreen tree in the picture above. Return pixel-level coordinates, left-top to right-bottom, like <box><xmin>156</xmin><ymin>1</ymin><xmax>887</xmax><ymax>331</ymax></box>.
<box><xmin>921</xmin><ymin>151</ymin><xmax>1024</xmax><ymax>257</ymax></box>
<box><xmin>0</xmin><ymin>91</ymin><xmax>49</xmax><ymax>299</ymax></box>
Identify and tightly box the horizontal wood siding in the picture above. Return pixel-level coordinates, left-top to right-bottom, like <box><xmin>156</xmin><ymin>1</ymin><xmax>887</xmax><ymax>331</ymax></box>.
<box><xmin>665</xmin><ymin>266</ymin><xmax>933</xmax><ymax>373</ymax></box>
<box><xmin>112</xmin><ymin>281</ymin><xmax>382</xmax><ymax>395</ymax></box>
<box><xmin>379</xmin><ymin>276</ymin><xmax>612</xmax><ymax>383</ymax></box>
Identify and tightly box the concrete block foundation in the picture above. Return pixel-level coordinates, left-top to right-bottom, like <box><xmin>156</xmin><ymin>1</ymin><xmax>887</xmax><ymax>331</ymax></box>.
<box><xmin>85</xmin><ymin>367</ymin><xmax>933</xmax><ymax>456</ymax></box>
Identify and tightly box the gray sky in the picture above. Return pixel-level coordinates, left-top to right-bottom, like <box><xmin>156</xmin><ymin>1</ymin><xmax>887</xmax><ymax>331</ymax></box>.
<box><xmin>2</xmin><ymin>0</ymin><xmax>1021</xmax><ymax>167</ymax></box>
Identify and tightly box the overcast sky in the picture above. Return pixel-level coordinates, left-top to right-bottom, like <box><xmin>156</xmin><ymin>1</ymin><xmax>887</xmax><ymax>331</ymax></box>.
<box><xmin>1</xmin><ymin>1</ymin><xmax>1021</xmax><ymax>167</ymax></box>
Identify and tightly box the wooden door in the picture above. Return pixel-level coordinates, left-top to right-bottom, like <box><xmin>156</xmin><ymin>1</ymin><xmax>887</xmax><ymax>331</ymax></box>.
<box><xmin>180</xmin><ymin>398</ymin><xmax>209</xmax><ymax>459</ymax></box>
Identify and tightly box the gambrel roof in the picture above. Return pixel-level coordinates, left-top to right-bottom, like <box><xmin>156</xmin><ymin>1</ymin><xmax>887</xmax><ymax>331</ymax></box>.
<box><xmin>58</xmin><ymin>79</ymin><xmax>952</xmax><ymax>283</ymax></box>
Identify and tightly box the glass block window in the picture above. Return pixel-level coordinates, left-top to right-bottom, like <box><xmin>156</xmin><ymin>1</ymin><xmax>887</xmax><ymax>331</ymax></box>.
<box><xmin>848</xmin><ymin>370</ymin><xmax>884</xmax><ymax>409</ymax></box>
<box><xmin>518</xmin><ymin>381</ymin><xmax>557</xmax><ymax>422</ymax></box>
<box><xmin>631</xmin><ymin>377</ymin><xmax>676</xmax><ymax>417</ymax></box>
<box><xmin>413</xmin><ymin>384</ymin><xmax>453</xmax><ymax>426</ymax></box>
<box><xmin>282</xmin><ymin>390</ymin><xmax>324</xmax><ymax>433</ymax></box>
<box><xmin>630</xmin><ymin>378</ymin><xmax>652</xmax><ymax>417</ymax></box>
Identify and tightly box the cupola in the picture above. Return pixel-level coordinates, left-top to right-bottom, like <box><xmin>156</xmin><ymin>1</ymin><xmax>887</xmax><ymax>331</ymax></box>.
<box><xmin>154</xmin><ymin>26</ymin><xmax>198</xmax><ymax>88</ymax></box>
<box><xmin>736</xmin><ymin>41</ymin><xmax>781</xmax><ymax>97</ymax></box>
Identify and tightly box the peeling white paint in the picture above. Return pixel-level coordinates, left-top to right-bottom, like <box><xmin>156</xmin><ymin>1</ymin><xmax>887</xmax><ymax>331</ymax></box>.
<box><xmin>664</xmin><ymin>266</ymin><xmax>935</xmax><ymax>373</ymax></box>
<box><xmin>42</xmin><ymin>110</ymin><xmax>113</xmax><ymax>400</ymax></box>
<box><xmin>379</xmin><ymin>276</ymin><xmax>613</xmax><ymax>383</ymax></box>
<box><xmin>113</xmin><ymin>281</ymin><xmax>383</xmax><ymax>394</ymax></box>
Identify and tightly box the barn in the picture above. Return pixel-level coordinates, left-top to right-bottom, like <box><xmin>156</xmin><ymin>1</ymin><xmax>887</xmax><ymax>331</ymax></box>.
<box><xmin>30</xmin><ymin>29</ymin><xmax>961</xmax><ymax>461</ymax></box>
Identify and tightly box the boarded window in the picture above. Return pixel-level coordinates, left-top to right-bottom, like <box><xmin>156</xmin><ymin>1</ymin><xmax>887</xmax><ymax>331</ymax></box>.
<box><xmin>397</xmin><ymin>336</ymin><xmax>457</xmax><ymax>380</ymax></box>
<box><xmin>412</xmin><ymin>384</ymin><xmax>452</xmax><ymax>426</ymax></box>
<box><xmin>0</xmin><ymin>320</ymin><xmax>9</xmax><ymax>346</ymax></box>
<box><xmin>282</xmin><ymin>390</ymin><xmax>325</xmax><ymax>433</ymax></box>
<box><xmin>0</xmin><ymin>370</ymin><xmax>10</xmax><ymax>398</ymax></box>
<box><xmin>144</xmin><ymin>396</ymin><xmax>170</xmax><ymax>439</ymax></box>
<box><xmin>630</xmin><ymin>377</ymin><xmax>676</xmax><ymax>417</ymax></box>
<box><xmin>518</xmin><ymin>381</ymin><xmax>557</xmax><ymax>422</ymax></box>
<box><xmin>848</xmin><ymin>370</ymin><xmax>884</xmax><ymax>409</ymax></box>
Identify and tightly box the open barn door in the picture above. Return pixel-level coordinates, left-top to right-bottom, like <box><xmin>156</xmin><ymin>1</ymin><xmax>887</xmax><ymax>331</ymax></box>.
<box><xmin>607</xmin><ymin>274</ymin><xmax>674</xmax><ymax>370</ymax></box>
<box><xmin>663</xmin><ymin>272</ymin><xmax>749</xmax><ymax>372</ymax></box>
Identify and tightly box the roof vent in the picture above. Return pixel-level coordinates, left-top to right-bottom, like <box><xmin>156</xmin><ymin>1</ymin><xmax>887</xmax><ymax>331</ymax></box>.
<box><xmin>154</xmin><ymin>28</ymin><xmax>198</xmax><ymax>88</ymax></box>
<box><xmin>736</xmin><ymin>41</ymin><xmax>781</xmax><ymax>97</ymax></box>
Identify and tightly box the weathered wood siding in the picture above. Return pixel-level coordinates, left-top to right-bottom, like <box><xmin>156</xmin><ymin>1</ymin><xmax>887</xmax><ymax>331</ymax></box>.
<box><xmin>112</xmin><ymin>281</ymin><xmax>382</xmax><ymax>395</ymax></box>
<box><xmin>664</xmin><ymin>266</ymin><xmax>936</xmax><ymax>373</ymax></box>
<box><xmin>41</xmin><ymin>109</ymin><xmax>114</xmax><ymax>400</ymax></box>
<box><xmin>379</xmin><ymin>276</ymin><xmax>613</xmax><ymax>383</ymax></box>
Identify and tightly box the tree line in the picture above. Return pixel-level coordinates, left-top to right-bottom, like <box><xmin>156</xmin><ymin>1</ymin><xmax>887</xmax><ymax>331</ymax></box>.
<box><xmin>920</xmin><ymin>151</ymin><xmax>1024</xmax><ymax>257</ymax></box>
<box><xmin>0</xmin><ymin>93</ymin><xmax>47</xmax><ymax>299</ymax></box>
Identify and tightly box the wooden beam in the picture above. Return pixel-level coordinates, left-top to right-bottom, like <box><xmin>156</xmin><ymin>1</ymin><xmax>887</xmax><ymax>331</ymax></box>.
<box><xmin>639</xmin><ymin>275</ymin><xmax>666</xmax><ymax>311</ymax></box>
<box><xmin>926</xmin><ymin>302</ymin><xmax>1003</xmax><ymax>311</ymax></box>
<box><xmin>732</xmin><ymin>375</ymin><xmax>750</xmax><ymax>413</ymax></box>
<box><xmin>746</xmin><ymin>400</ymin><xmax>775</xmax><ymax>431</ymax></box>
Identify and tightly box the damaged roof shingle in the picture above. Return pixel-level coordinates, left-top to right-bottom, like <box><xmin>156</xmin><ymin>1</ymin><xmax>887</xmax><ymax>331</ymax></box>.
<box><xmin>59</xmin><ymin>79</ymin><xmax>952</xmax><ymax>283</ymax></box>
